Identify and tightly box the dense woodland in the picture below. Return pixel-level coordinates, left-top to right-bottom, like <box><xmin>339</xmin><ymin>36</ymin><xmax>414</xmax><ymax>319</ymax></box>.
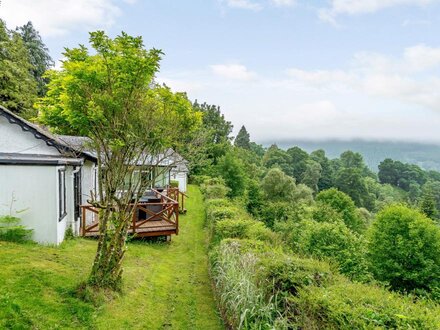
<box><xmin>1</xmin><ymin>19</ymin><xmax>440</xmax><ymax>329</ymax></box>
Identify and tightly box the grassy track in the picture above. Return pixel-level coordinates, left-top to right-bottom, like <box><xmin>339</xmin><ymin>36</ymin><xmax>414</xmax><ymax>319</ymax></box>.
<box><xmin>0</xmin><ymin>185</ymin><xmax>223</xmax><ymax>329</ymax></box>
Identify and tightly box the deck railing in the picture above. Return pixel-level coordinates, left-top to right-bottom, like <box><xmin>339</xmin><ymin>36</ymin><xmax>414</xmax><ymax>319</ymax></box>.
<box><xmin>81</xmin><ymin>188</ymin><xmax>181</xmax><ymax>237</ymax></box>
<box><xmin>166</xmin><ymin>187</ymin><xmax>188</xmax><ymax>213</ymax></box>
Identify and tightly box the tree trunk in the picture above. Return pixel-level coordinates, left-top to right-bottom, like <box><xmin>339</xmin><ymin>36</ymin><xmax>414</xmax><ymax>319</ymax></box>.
<box><xmin>88</xmin><ymin>209</ymin><xmax>131</xmax><ymax>290</ymax></box>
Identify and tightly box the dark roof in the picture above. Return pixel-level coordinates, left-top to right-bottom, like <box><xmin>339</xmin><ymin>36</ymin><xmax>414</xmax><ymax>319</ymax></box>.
<box><xmin>0</xmin><ymin>153</ymin><xmax>84</xmax><ymax>166</ymax></box>
<box><xmin>0</xmin><ymin>106</ymin><xmax>97</xmax><ymax>162</ymax></box>
<box><xmin>57</xmin><ymin>135</ymin><xmax>97</xmax><ymax>159</ymax></box>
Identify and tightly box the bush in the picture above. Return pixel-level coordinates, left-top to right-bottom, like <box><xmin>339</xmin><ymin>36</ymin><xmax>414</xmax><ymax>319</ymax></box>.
<box><xmin>257</xmin><ymin>253</ymin><xmax>333</xmax><ymax>299</ymax></box>
<box><xmin>368</xmin><ymin>204</ymin><xmax>440</xmax><ymax>293</ymax></box>
<box><xmin>203</xmin><ymin>184</ymin><xmax>230</xmax><ymax>200</ymax></box>
<box><xmin>292</xmin><ymin>279</ymin><xmax>440</xmax><ymax>329</ymax></box>
<box><xmin>0</xmin><ymin>215</ymin><xmax>33</xmax><ymax>243</ymax></box>
<box><xmin>205</xmin><ymin>198</ymin><xmax>232</xmax><ymax>209</ymax></box>
<box><xmin>297</xmin><ymin>220</ymin><xmax>370</xmax><ymax>282</ymax></box>
<box><xmin>207</xmin><ymin>206</ymin><xmax>241</xmax><ymax>223</ymax></box>
<box><xmin>316</xmin><ymin>188</ymin><xmax>366</xmax><ymax>233</ymax></box>
<box><xmin>169</xmin><ymin>180</ymin><xmax>179</xmax><ymax>188</ymax></box>
<box><xmin>215</xmin><ymin>218</ymin><xmax>275</xmax><ymax>242</ymax></box>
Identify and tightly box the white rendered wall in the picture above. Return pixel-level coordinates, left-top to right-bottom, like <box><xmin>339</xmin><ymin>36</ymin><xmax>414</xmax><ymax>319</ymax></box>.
<box><xmin>0</xmin><ymin>165</ymin><xmax>58</xmax><ymax>243</ymax></box>
<box><xmin>171</xmin><ymin>171</ymin><xmax>187</xmax><ymax>192</ymax></box>
<box><xmin>0</xmin><ymin>116</ymin><xmax>60</xmax><ymax>155</ymax></box>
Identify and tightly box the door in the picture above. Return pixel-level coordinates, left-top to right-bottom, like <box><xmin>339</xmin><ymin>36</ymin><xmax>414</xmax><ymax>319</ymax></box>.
<box><xmin>73</xmin><ymin>169</ymin><xmax>82</xmax><ymax>221</ymax></box>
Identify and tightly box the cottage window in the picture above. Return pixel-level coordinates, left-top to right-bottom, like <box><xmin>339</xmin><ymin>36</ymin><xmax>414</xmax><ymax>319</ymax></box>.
<box><xmin>58</xmin><ymin>168</ymin><xmax>67</xmax><ymax>221</ymax></box>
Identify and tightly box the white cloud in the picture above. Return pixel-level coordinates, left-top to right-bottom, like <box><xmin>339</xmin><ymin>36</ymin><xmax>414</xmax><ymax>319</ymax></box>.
<box><xmin>271</xmin><ymin>0</ymin><xmax>296</xmax><ymax>7</ymax></box>
<box><xmin>210</xmin><ymin>64</ymin><xmax>257</xmax><ymax>81</ymax></box>
<box><xmin>319</xmin><ymin>0</ymin><xmax>438</xmax><ymax>23</ymax></box>
<box><xmin>157</xmin><ymin>45</ymin><xmax>440</xmax><ymax>142</ymax></box>
<box><xmin>224</xmin><ymin>0</ymin><xmax>263</xmax><ymax>11</ymax></box>
<box><xmin>286</xmin><ymin>44</ymin><xmax>440</xmax><ymax>111</ymax></box>
<box><xmin>0</xmin><ymin>0</ymin><xmax>128</xmax><ymax>37</ymax></box>
<box><xmin>286</xmin><ymin>68</ymin><xmax>354</xmax><ymax>87</ymax></box>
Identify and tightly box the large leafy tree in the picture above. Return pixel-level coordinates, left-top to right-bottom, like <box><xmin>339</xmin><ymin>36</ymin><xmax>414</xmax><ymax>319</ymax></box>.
<box><xmin>263</xmin><ymin>144</ymin><xmax>291</xmax><ymax>175</ymax></box>
<box><xmin>36</xmin><ymin>31</ymin><xmax>201</xmax><ymax>290</ymax></box>
<box><xmin>286</xmin><ymin>146</ymin><xmax>309</xmax><ymax>182</ymax></box>
<box><xmin>190</xmin><ymin>101</ymin><xmax>233</xmax><ymax>173</ymax></box>
<box><xmin>0</xmin><ymin>19</ymin><xmax>37</xmax><ymax>115</ymax></box>
<box><xmin>17</xmin><ymin>21</ymin><xmax>54</xmax><ymax>96</ymax></box>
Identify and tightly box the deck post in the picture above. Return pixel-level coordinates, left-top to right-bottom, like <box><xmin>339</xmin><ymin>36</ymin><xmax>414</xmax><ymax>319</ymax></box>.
<box><xmin>132</xmin><ymin>204</ymin><xmax>137</xmax><ymax>234</ymax></box>
<box><xmin>175</xmin><ymin>203</ymin><xmax>179</xmax><ymax>235</ymax></box>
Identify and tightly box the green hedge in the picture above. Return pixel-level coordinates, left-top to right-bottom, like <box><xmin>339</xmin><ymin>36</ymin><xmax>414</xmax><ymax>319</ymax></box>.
<box><xmin>201</xmin><ymin>178</ymin><xmax>440</xmax><ymax>329</ymax></box>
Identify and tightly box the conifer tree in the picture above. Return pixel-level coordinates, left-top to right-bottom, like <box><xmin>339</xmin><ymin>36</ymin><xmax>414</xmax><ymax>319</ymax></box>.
<box><xmin>234</xmin><ymin>125</ymin><xmax>251</xmax><ymax>149</ymax></box>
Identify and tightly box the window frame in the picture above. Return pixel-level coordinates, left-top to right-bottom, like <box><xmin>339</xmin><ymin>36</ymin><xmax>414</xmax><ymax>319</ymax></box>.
<box><xmin>58</xmin><ymin>168</ymin><xmax>67</xmax><ymax>221</ymax></box>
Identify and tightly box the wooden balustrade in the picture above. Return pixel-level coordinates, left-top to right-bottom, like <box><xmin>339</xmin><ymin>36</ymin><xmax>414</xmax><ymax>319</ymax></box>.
<box><xmin>81</xmin><ymin>188</ymin><xmax>184</xmax><ymax>238</ymax></box>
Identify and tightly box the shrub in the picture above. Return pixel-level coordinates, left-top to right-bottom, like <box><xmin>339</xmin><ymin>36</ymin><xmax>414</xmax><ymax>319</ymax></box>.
<box><xmin>215</xmin><ymin>218</ymin><xmax>255</xmax><ymax>240</ymax></box>
<box><xmin>368</xmin><ymin>204</ymin><xmax>440</xmax><ymax>293</ymax></box>
<box><xmin>0</xmin><ymin>215</ymin><xmax>33</xmax><ymax>243</ymax></box>
<box><xmin>316</xmin><ymin>188</ymin><xmax>366</xmax><ymax>233</ymax></box>
<box><xmin>292</xmin><ymin>279</ymin><xmax>440</xmax><ymax>329</ymax></box>
<box><xmin>312</xmin><ymin>202</ymin><xmax>343</xmax><ymax>224</ymax></box>
<box><xmin>257</xmin><ymin>253</ymin><xmax>333</xmax><ymax>300</ymax></box>
<box><xmin>207</xmin><ymin>206</ymin><xmax>241</xmax><ymax>223</ymax></box>
<box><xmin>215</xmin><ymin>218</ymin><xmax>275</xmax><ymax>242</ymax></box>
<box><xmin>205</xmin><ymin>198</ymin><xmax>232</xmax><ymax>209</ymax></box>
<box><xmin>296</xmin><ymin>220</ymin><xmax>371</xmax><ymax>282</ymax></box>
<box><xmin>203</xmin><ymin>184</ymin><xmax>230</xmax><ymax>200</ymax></box>
<box><xmin>169</xmin><ymin>180</ymin><xmax>179</xmax><ymax>188</ymax></box>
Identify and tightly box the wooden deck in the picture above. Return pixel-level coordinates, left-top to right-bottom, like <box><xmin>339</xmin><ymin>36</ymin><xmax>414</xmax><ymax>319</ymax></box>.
<box><xmin>80</xmin><ymin>188</ymin><xmax>186</xmax><ymax>238</ymax></box>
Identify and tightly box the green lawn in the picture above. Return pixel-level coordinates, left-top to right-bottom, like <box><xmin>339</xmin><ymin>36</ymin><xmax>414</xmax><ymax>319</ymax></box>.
<box><xmin>0</xmin><ymin>185</ymin><xmax>223</xmax><ymax>330</ymax></box>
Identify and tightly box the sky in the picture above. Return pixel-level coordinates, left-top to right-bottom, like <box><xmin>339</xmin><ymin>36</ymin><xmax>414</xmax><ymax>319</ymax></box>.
<box><xmin>1</xmin><ymin>0</ymin><xmax>440</xmax><ymax>143</ymax></box>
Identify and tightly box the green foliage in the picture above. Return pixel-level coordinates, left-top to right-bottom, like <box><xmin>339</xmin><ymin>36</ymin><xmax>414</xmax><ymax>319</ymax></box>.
<box><xmin>215</xmin><ymin>218</ymin><xmax>275</xmax><ymax>242</ymax></box>
<box><xmin>216</xmin><ymin>152</ymin><xmax>246</xmax><ymax>198</ymax></box>
<box><xmin>17</xmin><ymin>21</ymin><xmax>53</xmax><ymax>96</ymax></box>
<box><xmin>245</xmin><ymin>179</ymin><xmax>264</xmax><ymax>217</ymax></box>
<box><xmin>286</xmin><ymin>146</ymin><xmax>309</xmax><ymax>182</ymax></box>
<box><xmin>419</xmin><ymin>191</ymin><xmax>438</xmax><ymax>219</ymax></box>
<box><xmin>261</xmin><ymin>167</ymin><xmax>296</xmax><ymax>202</ymax></box>
<box><xmin>368</xmin><ymin>204</ymin><xmax>440</xmax><ymax>293</ymax></box>
<box><xmin>0</xmin><ymin>19</ymin><xmax>38</xmax><ymax>115</ymax></box>
<box><xmin>293</xmin><ymin>278</ymin><xmax>440</xmax><ymax>329</ymax></box>
<box><xmin>169</xmin><ymin>179</ymin><xmax>179</xmax><ymax>188</ymax></box>
<box><xmin>296</xmin><ymin>220</ymin><xmax>370</xmax><ymax>281</ymax></box>
<box><xmin>0</xmin><ymin>215</ymin><xmax>33</xmax><ymax>243</ymax></box>
<box><xmin>316</xmin><ymin>188</ymin><xmax>366</xmax><ymax>233</ymax></box>
<box><xmin>310</xmin><ymin>149</ymin><xmax>333</xmax><ymax>191</ymax></box>
<box><xmin>379</xmin><ymin>158</ymin><xmax>427</xmax><ymax>191</ymax></box>
<box><xmin>203</xmin><ymin>184</ymin><xmax>230</xmax><ymax>200</ymax></box>
<box><xmin>263</xmin><ymin>144</ymin><xmax>291</xmax><ymax>175</ymax></box>
<box><xmin>300</xmin><ymin>159</ymin><xmax>322</xmax><ymax>192</ymax></box>
<box><xmin>234</xmin><ymin>125</ymin><xmax>251</xmax><ymax>149</ymax></box>
<box><xmin>210</xmin><ymin>239</ymin><xmax>279</xmax><ymax>329</ymax></box>
<box><xmin>312</xmin><ymin>202</ymin><xmax>343</xmax><ymax>223</ymax></box>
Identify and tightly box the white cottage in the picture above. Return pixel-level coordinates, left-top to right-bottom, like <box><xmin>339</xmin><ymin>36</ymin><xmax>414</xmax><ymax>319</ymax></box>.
<box><xmin>0</xmin><ymin>106</ymin><xmax>97</xmax><ymax>244</ymax></box>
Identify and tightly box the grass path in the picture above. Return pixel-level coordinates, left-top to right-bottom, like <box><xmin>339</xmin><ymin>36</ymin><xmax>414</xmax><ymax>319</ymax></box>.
<box><xmin>0</xmin><ymin>185</ymin><xmax>223</xmax><ymax>329</ymax></box>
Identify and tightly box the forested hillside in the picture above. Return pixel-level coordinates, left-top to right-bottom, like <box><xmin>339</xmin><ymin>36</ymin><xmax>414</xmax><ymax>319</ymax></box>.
<box><xmin>272</xmin><ymin>139</ymin><xmax>440</xmax><ymax>172</ymax></box>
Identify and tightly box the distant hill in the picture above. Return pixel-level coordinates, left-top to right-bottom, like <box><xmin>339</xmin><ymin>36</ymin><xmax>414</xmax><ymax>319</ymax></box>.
<box><xmin>263</xmin><ymin>139</ymin><xmax>440</xmax><ymax>172</ymax></box>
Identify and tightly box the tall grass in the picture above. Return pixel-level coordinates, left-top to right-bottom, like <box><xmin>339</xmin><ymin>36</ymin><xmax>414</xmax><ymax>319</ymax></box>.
<box><xmin>211</xmin><ymin>240</ymin><xmax>280</xmax><ymax>329</ymax></box>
